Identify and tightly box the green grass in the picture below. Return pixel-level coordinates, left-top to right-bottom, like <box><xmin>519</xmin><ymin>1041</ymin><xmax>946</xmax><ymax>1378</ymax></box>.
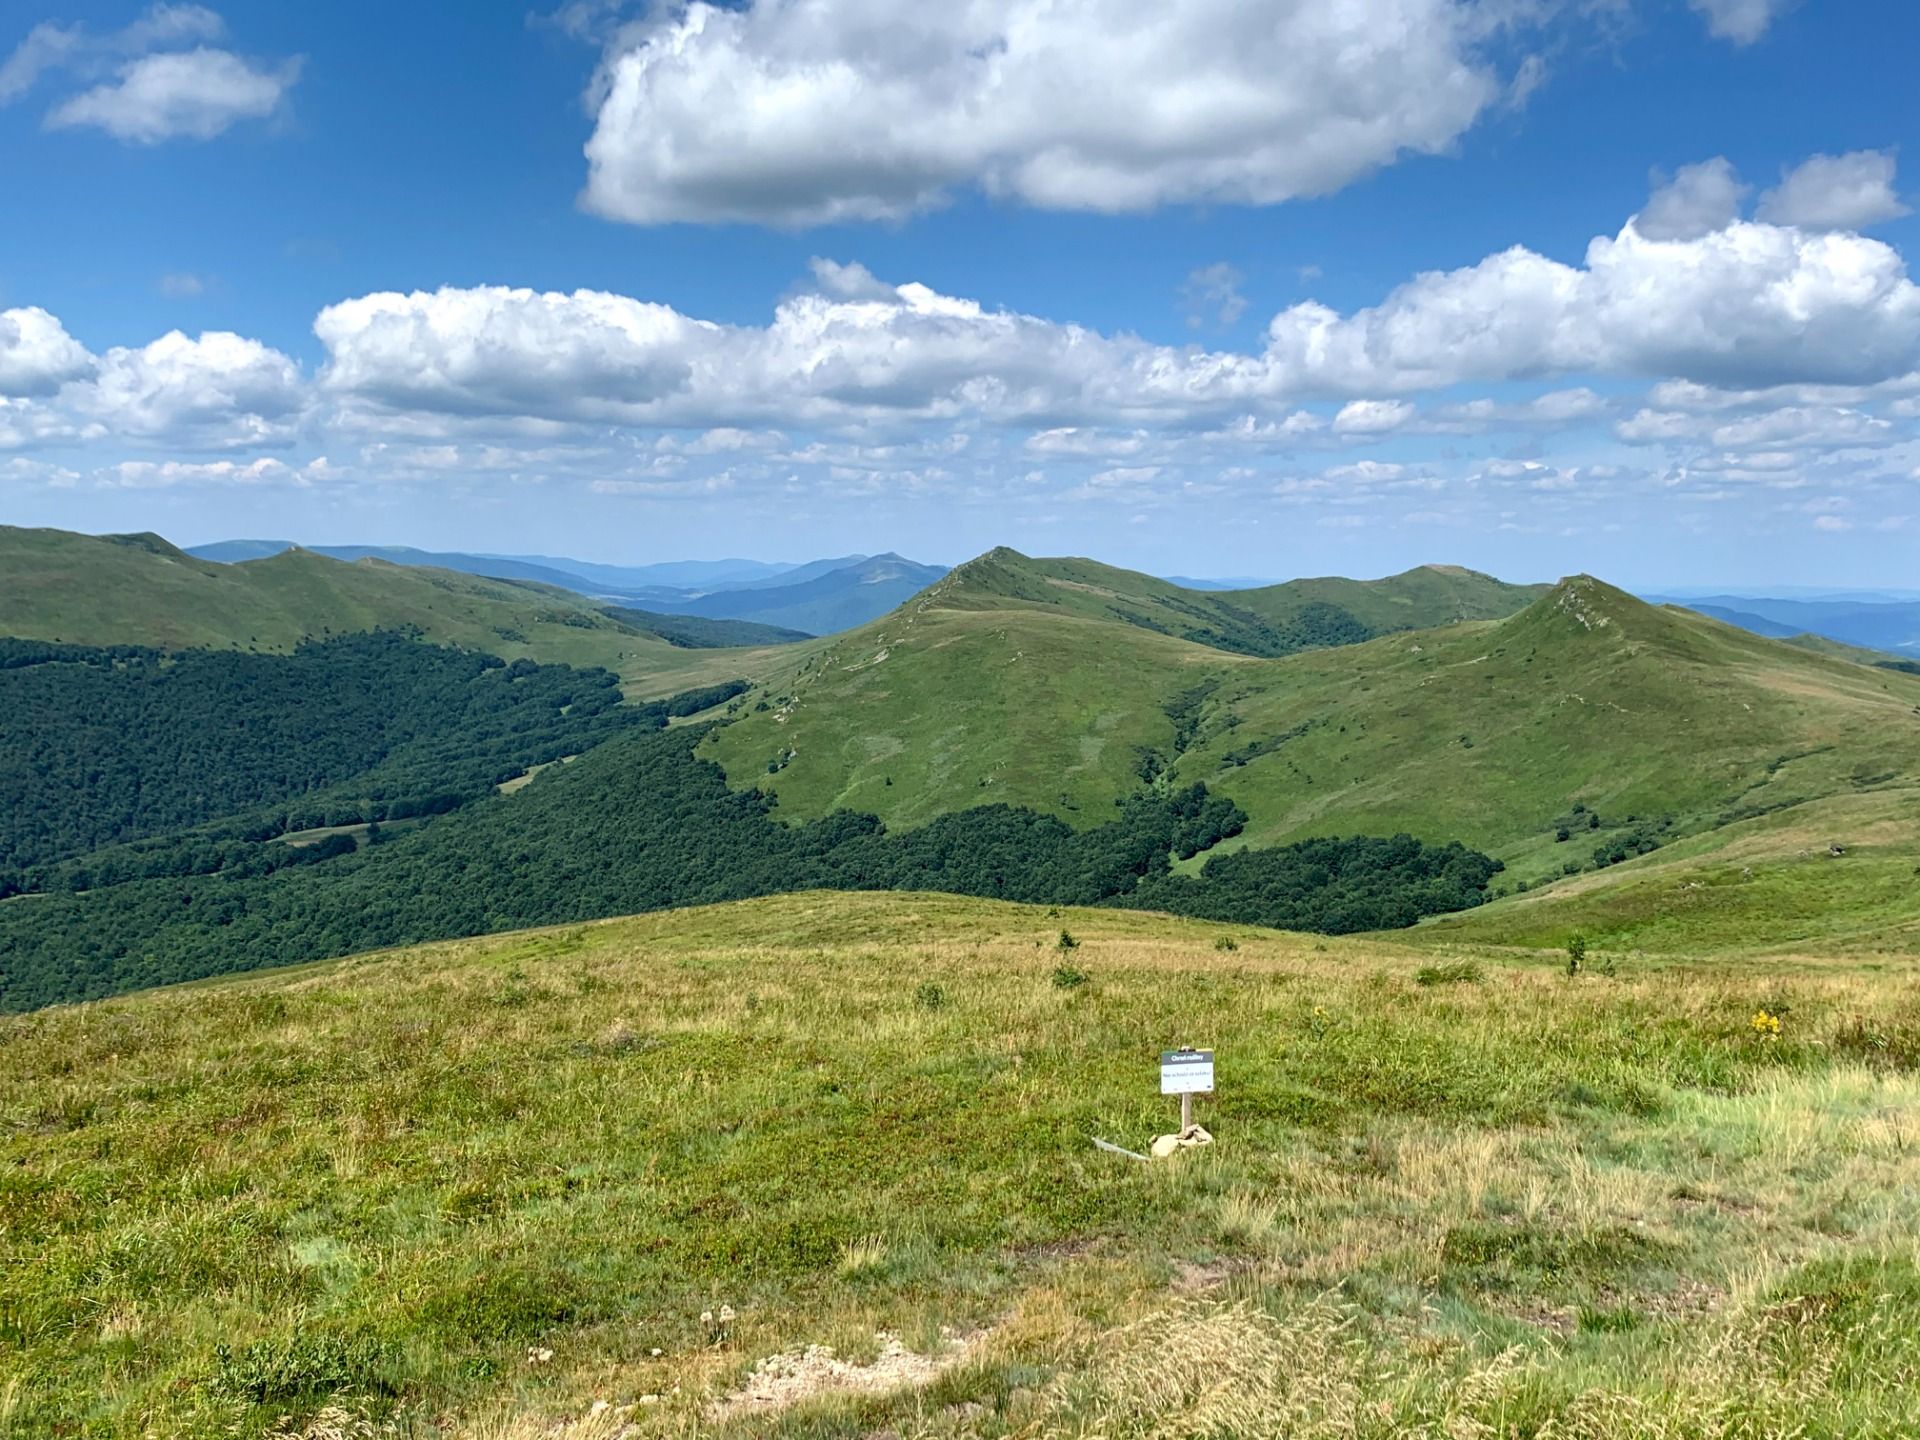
<box><xmin>7</xmin><ymin>891</ymin><xmax>1920</xmax><ymax>1436</ymax></box>
<box><xmin>702</xmin><ymin>604</ymin><xmax>1229</xmax><ymax>824</ymax></box>
<box><xmin>1414</xmin><ymin>787</ymin><xmax>1920</xmax><ymax>959</ymax></box>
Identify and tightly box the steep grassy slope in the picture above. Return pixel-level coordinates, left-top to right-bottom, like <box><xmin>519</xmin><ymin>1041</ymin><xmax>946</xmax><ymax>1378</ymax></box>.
<box><xmin>0</xmin><ymin>526</ymin><xmax>820</xmax><ymax>699</ymax></box>
<box><xmin>8</xmin><ymin>893</ymin><xmax>1920</xmax><ymax>1437</ymax></box>
<box><xmin>1181</xmin><ymin>578</ymin><xmax>1920</xmax><ymax>872</ymax></box>
<box><xmin>706</xmin><ymin>565</ymin><xmax>1920</xmax><ymax>871</ymax></box>
<box><xmin>705</xmin><ymin>599</ymin><xmax>1238</xmax><ymax>824</ymax></box>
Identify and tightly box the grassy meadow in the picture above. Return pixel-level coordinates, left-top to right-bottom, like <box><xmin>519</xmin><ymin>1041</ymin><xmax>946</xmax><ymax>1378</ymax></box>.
<box><xmin>7</xmin><ymin>892</ymin><xmax>1920</xmax><ymax>1437</ymax></box>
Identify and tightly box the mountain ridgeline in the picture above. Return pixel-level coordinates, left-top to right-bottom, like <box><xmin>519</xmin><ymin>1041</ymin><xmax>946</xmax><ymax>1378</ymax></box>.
<box><xmin>183</xmin><ymin>537</ymin><xmax>951</xmax><ymax>637</ymax></box>
<box><xmin>4</xmin><ymin>527</ymin><xmax>1919</xmax><ymax>1010</ymax></box>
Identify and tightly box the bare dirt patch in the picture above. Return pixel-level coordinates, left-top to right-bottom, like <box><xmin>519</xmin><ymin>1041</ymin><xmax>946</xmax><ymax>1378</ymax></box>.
<box><xmin>708</xmin><ymin>1329</ymin><xmax>985</xmax><ymax>1423</ymax></box>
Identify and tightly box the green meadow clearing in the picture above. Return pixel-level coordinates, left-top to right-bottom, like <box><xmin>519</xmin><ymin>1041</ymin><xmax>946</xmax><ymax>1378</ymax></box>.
<box><xmin>7</xmin><ymin>892</ymin><xmax>1920</xmax><ymax>1438</ymax></box>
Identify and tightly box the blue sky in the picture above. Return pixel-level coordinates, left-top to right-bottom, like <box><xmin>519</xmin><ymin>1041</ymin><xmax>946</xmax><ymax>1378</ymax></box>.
<box><xmin>3</xmin><ymin>0</ymin><xmax>1919</xmax><ymax>586</ymax></box>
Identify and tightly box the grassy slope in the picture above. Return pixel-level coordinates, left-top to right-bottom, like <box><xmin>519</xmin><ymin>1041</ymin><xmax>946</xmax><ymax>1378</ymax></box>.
<box><xmin>0</xmin><ymin>526</ymin><xmax>823</xmax><ymax>700</ymax></box>
<box><xmin>1409</xmin><ymin>786</ymin><xmax>1920</xmax><ymax>959</ymax></box>
<box><xmin>707</xmin><ymin>562</ymin><xmax>1920</xmax><ymax>878</ymax></box>
<box><xmin>1183</xmin><ymin>577</ymin><xmax>1920</xmax><ymax>866</ymax></box>
<box><xmin>928</xmin><ymin>548</ymin><xmax>1543</xmax><ymax>652</ymax></box>
<box><xmin>704</xmin><ymin>598</ymin><xmax>1238</xmax><ymax>824</ymax></box>
<box><xmin>700</xmin><ymin>550</ymin><xmax>1545</xmax><ymax>827</ymax></box>
<box><xmin>7</xmin><ymin>892</ymin><xmax>1920</xmax><ymax>1437</ymax></box>
<box><xmin>1231</xmin><ymin>560</ymin><xmax>1550</xmax><ymax>631</ymax></box>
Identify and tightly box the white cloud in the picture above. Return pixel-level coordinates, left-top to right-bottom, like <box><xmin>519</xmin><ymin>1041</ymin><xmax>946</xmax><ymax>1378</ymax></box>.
<box><xmin>1263</xmin><ymin>218</ymin><xmax>1920</xmax><ymax>392</ymax></box>
<box><xmin>158</xmin><ymin>272</ymin><xmax>208</xmax><ymax>298</ymax></box>
<box><xmin>0</xmin><ymin>397</ymin><xmax>78</xmax><ymax>451</ymax></box>
<box><xmin>1689</xmin><ymin>0</ymin><xmax>1790</xmax><ymax>45</ymax></box>
<box><xmin>1758</xmin><ymin>151</ymin><xmax>1910</xmax><ymax>232</ymax></box>
<box><xmin>1026</xmin><ymin>428</ymin><xmax>1152</xmax><ymax>458</ymax></box>
<box><xmin>1618</xmin><ymin>403</ymin><xmax>1897</xmax><ymax>452</ymax></box>
<box><xmin>1323</xmin><ymin>460</ymin><xmax>1406</xmax><ymax>484</ymax></box>
<box><xmin>0</xmin><ymin>307</ymin><xmax>95</xmax><ymax>397</ymax></box>
<box><xmin>0</xmin><ymin>5</ymin><xmax>225</xmax><ymax>104</ymax></box>
<box><xmin>1637</xmin><ymin>158</ymin><xmax>1747</xmax><ymax>242</ymax></box>
<box><xmin>311</xmin><ymin>214</ymin><xmax>1920</xmax><ymax>437</ymax></box>
<box><xmin>1332</xmin><ymin>398</ymin><xmax>1415</xmax><ymax>434</ymax></box>
<box><xmin>99</xmin><ymin>456</ymin><xmax>305</xmax><ymax>487</ymax></box>
<box><xmin>581</xmin><ymin>0</ymin><xmax>1500</xmax><ymax>225</ymax></box>
<box><xmin>1813</xmin><ymin>513</ymin><xmax>1852</xmax><ymax>532</ymax></box>
<box><xmin>74</xmin><ymin>330</ymin><xmax>306</xmax><ymax>447</ymax></box>
<box><xmin>48</xmin><ymin>47</ymin><xmax>300</xmax><ymax>142</ymax></box>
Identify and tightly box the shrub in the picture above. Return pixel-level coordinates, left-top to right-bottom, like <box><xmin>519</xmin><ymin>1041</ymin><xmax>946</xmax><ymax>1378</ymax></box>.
<box><xmin>210</xmin><ymin>1332</ymin><xmax>397</xmax><ymax>1404</ymax></box>
<box><xmin>914</xmin><ymin>981</ymin><xmax>948</xmax><ymax>1011</ymax></box>
<box><xmin>1052</xmin><ymin>964</ymin><xmax>1089</xmax><ymax>990</ymax></box>
<box><xmin>1566</xmin><ymin>935</ymin><xmax>1587</xmax><ymax>975</ymax></box>
<box><xmin>1415</xmin><ymin>960</ymin><xmax>1483</xmax><ymax>987</ymax></box>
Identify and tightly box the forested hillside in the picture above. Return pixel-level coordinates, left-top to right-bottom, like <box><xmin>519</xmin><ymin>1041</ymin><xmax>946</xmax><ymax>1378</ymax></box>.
<box><xmin>0</xmin><ymin>634</ymin><xmax>643</xmax><ymax>875</ymax></box>
<box><xmin>0</xmin><ymin>720</ymin><xmax>1499</xmax><ymax>1011</ymax></box>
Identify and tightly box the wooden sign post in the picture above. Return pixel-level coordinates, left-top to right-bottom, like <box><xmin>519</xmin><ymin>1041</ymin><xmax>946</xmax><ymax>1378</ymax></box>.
<box><xmin>1160</xmin><ymin>1047</ymin><xmax>1214</xmax><ymax>1132</ymax></box>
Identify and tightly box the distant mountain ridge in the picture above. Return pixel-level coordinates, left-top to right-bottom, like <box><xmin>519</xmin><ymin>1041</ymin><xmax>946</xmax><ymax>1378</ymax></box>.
<box><xmin>186</xmin><ymin>540</ymin><xmax>947</xmax><ymax>636</ymax></box>
<box><xmin>1647</xmin><ymin>592</ymin><xmax>1920</xmax><ymax>654</ymax></box>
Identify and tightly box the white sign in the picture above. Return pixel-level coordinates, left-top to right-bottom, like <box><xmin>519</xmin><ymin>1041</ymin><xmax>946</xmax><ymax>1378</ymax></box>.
<box><xmin>1160</xmin><ymin>1048</ymin><xmax>1214</xmax><ymax>1095</ymax></box>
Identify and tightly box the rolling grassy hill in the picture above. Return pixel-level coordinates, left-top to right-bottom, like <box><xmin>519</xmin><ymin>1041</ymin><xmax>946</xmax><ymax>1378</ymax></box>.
<box><xmin>923</xmin><ymin>548</ymin><xmax>1543</xmax><ymax>656</ymax></box>
<box><xmin>7</xmin><ymin>892</ymin><xmax>1920</xmax><ymax>1437</ymax></box>
<box><xmin>704</xmin><ymin>560</ymin><xmax>1920</xmax><ymax>887</ymax></box>
<box><xmin>1413</xmin><ymin>785</ymin><xmax>1920</xmax><ymax>959</ymax></box>
<box><xmin>0</xmin><ymin>526</ymin><xmax>819</xmax><ymax>699</ymax></box>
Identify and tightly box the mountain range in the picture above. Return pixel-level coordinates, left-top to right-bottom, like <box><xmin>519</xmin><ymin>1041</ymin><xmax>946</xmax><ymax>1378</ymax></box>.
<box><xmin>1647</xmin><ymin>592</ymin><xmax>1920</xmax><ymax>655</ymax></box>
<box><xmin>185</xmin><ymin>539</ymin><xmax>947</xmax><ymax>636</ymax></box>
<box><xmin>5</xmin><ymin>523</ymin><xmax>1919</xmax><ymax>1019</ymax></box>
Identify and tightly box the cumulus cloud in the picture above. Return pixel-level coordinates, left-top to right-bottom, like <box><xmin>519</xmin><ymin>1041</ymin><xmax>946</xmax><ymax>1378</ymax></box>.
<box><xmin>1637</xmin><ymin>158</ymin><xmax>1747</xmax><ymax>241</ymax></box>
<box><xmin>48</xmin><ymin>47</ymin><xmax>300</xmax><ymax>142</ymax></box>
<box><xmin>310</xmin><ymin>213</ymin><xmax>1920</xmax><ymax>436</ymax></box>
<box><xmin>1262</xmin><ymin>218</ymin><xmax>1920</xmax><ymax>392</ymax></box>
<box><xmin>0</xmin><ymin>307</ymin><xmax>95</xmax><ymax>397</ymax></box>
<box><xmin>1689</xmin><ymin>0</ymin><xmax>1791</xmax><ymax>45</ymax></box>
<box><xmin>1332</xmin><ymin>399</ymin><xmax>1415</xmax><ymax>434</ymax></box>
<box><xmin>74</xmin><ymin>330</ymin><xmax>307</xmax><ymax>447</ymax></box>
<box><xmin>581</xmin><ymin>0</ymin><xmax>1500</xmax><ymax>225</ymax></box>
<box><xmin>1619</xmin><ymin>403</ymin><xmax>1896</xmax><ymax>453</ymax></box>
<box><xmin>1758</xmin><ymin>150</ymin><xmax>1910</xmax><ymax>231</ymax></box>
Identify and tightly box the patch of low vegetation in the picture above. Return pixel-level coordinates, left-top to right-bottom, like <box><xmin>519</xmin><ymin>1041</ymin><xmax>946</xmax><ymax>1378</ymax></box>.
<box><xmin>7</xmin><ymin>893</ymin><xmax>1920</xmax><ymax>1436</ymax></box>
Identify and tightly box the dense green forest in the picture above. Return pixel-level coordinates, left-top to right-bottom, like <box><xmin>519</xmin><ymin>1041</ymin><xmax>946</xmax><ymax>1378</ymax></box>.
<box><xmin>1134</xmin><ymin>836</ymin><xmax>1503</xmax><ymax>932</ymax></box>
<box><xmin>0</xmin><ymin>718</ymin><xmax>1498</xmax><ymax>1012</ymax></box>
<box><xmin>0</xmin><ymin>634</ymin><xmax>748</xmax><ymax>897</ymax></box>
